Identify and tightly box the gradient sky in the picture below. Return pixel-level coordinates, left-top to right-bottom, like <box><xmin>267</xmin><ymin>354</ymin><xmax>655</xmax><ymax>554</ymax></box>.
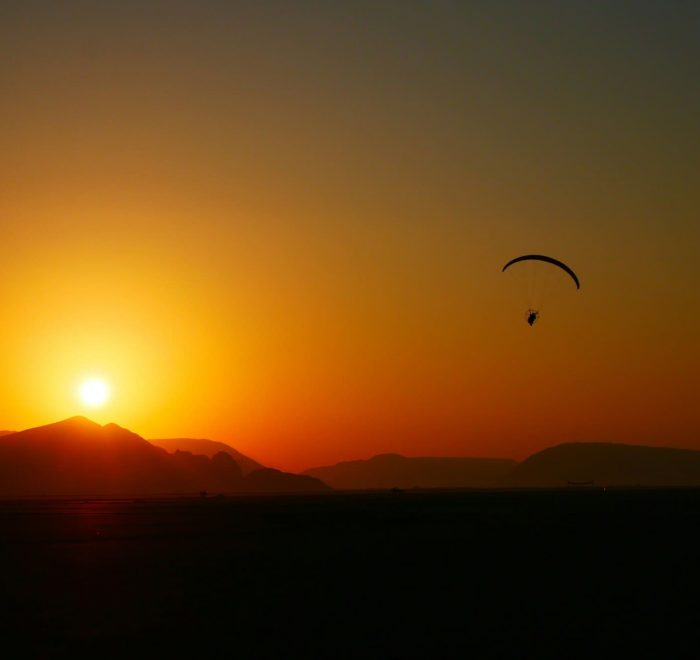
<box><xmin>1</xmin><ymin>1</ymin><xmax>699</xmax><ymax>471</ymax></box>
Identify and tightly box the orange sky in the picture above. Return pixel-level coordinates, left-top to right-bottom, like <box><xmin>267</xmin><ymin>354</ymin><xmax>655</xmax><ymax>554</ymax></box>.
<box><xmin>1</xmin><ymin>3</ymin><xmax>699</xmax><ymax>471</ymax></box>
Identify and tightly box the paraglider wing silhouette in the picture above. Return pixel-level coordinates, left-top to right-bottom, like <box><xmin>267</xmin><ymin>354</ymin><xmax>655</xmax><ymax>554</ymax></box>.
<box><xmin>502</xmin><ymin>254</ymin><xmax>580</xmax><ymax>289</ymax></box>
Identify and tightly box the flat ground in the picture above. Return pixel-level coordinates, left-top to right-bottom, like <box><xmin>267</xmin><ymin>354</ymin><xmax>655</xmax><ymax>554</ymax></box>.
<box><xmin>0</xmin><ymin>490</ymin><xmax>698</xmax><ymax>657</ymax></box>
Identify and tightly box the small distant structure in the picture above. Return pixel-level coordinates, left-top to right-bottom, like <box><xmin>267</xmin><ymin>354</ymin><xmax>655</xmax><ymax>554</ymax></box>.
<box><xmin>199</xmin><ymin>490</ymin><xmax>208</xmax><ymax>498</ymax></box>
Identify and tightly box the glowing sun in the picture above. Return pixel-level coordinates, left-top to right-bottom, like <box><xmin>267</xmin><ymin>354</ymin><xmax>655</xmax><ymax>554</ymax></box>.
<box><xmin>78</xmin><ymin>378</ymin><xmax>110</xmax><ymax>407</ymax></box>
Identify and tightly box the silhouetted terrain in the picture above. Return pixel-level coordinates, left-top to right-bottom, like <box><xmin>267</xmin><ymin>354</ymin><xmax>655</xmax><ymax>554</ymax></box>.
<box><xmin>0</xmin><ymin>430</ymin><xmax>14</xmax><ymax>437</ymax></box>
<box><xmin>305</xmin><ymin>443</ymin><xmax>700</xmax><ymax>489</ymax></box>
<box><xmin>305</xmin><ymin>453</ymin><xmax>516</xmax><ymax>489</ymax></box>
<box><xmin>0</xmin><ymin>418</ymin><xmax>327</xmax><ymax>496</ymax></box>
<box><xmin>0</xmin><ymin>491</ymin><xmax>697</xmax><ymax>657</ymax></box>
<box><xmin>150</xmin><ymin>437</ymin><xmax>264</xmax><ymax>475</ymax></box>
<box><xmin>509</xmin><ymin>442</ymin><xmax>700</xmax><ymax>487</ymax></box>
<box><xmin>245</xmin><ymin>468</ymin><xmax>330</xmax><ymax>493</ymax></box>
<box><xmin>5</xmin><ymin>418</ymin><xmax>700</xmax><ymax>497</ymax></box>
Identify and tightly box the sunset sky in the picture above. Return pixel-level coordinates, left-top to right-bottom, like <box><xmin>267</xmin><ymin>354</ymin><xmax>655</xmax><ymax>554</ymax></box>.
<box><xmin>1</xmin><ymin>1</ymin><xmax>698</xmax><ymax>471</ymax></box>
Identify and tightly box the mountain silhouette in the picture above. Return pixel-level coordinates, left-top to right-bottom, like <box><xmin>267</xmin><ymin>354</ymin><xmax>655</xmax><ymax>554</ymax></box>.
<box><xmin>0</xmin><ymin>418</ymin><xmax>328</xmax><ymax>496</ymax></box>
<box><xmin>5</xmin><ymin>420</ymin><xmax>700</xmax><ymax>495</ymax></box>
<box><xmin>0</xmin><ymin>430</ymin><xmax>13</xmax><ymax>437</ymax></box>
<box><xmin>149</xmin><ymin>437</ymin><xmax>264</xmax><ymax>475</ymax></box>
<box><xmin>304</xmin><ymin>453</ymin><xmax>516</xmax><ymax>490</ymax></box>
<box><xmin>245</xmin><ymin>468</ymin><xmax>331</xmax><ymax>493</ymax></box>
<box><xmin>508</xmin><ymin>442</ymin><xmax>700</xmax><ymax>487</ymax></box>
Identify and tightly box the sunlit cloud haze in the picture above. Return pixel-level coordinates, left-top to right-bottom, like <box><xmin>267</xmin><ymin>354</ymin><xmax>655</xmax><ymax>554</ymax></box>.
<box><xmin>1</xmin><ymin>2</ymin><xmax>698</xmax><ymax>470</ymax></box>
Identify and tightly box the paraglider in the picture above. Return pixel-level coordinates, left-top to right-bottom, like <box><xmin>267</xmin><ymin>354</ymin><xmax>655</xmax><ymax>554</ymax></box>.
<box><xmin>502</xmin><ymin>254</ymin><xmax>580</xmax><ymax>289</ymax></box>
<box><xmin>502</xmin><ymin>254</ymin><xmax>579</xmax><ymax>326</ymax></box>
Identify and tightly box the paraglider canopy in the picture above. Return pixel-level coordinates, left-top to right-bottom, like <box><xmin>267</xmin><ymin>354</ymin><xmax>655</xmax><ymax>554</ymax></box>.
<box><xmin>502</xmin><ymin>254</ymin><xmax>579</xmax><ymax>327</ymax></box>
<box><xmin>502</xmin><ymin>254</ymin><xmax>580</xmax><ymax>290</ymax></box>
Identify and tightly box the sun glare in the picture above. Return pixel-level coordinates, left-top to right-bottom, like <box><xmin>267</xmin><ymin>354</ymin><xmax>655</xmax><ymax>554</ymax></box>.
<box><xmin>78</xmin><ymin>378</ymin><xmax>110</xmax><ymax>407</ymax></box>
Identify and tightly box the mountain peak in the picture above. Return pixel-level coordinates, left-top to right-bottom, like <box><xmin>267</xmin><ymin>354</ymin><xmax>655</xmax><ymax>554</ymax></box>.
<box><xmin>509</xmin><ymin>441</ymin><xmax>700</xmax><ymax>487</ymax></box>
<box><xmin>0</xmin><ymin>418</ymin><xmax>330</xmax><ymax>496</ymax></box>
<box><xmin>46</xmin><ymin>416</ymin><xmax>102</xmax><ymax>431</ymax></box>
<box><xmin>149</xmin><ymin>437</ymin><xmax>265</xmax><ymax>476</ymax></box>
<box><xmin>102</xmin><ymin>422</ymin><xmax>127</xmax><ymax>432</ymax></box>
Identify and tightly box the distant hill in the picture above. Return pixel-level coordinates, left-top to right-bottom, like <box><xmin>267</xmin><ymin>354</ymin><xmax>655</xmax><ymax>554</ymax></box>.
<box><xmin>0</xmin><ymin>431</ymin><xmax>14</xmax><ymax>437</ymax></box>
<box><xmin>7</xmin><ymin>421</ymin><xmax>700</xmax><ymax>495</ymax></box>
<box><xmin>304</xmin><ymin>453</ymin><xmax>517</xmax><ymax>490</ymax></box>
<box><xmin>0</xmin><ymin>417</ymin><xmax>328</xmax><ymax>496</ymax></box>
<box><xmin>508</xmin><ymin>442</ymin><xmax>700</xmax><ymax>487</ymax></box>
<box><xmin>150</xmin><ymin>437</ymin><xmax>264</xmax><ymax>475</ymax></box>
<box><xmin>245</xmin><ymin>468</ymin><xmax>332</xmax><ymax>493</ymax></box>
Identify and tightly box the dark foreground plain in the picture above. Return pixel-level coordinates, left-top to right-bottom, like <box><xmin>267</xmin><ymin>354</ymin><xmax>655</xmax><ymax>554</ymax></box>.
<box><xmin>1</xmin><ymin>490</ymin><xmax>699</xmax><ymax>658</ymax></box>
